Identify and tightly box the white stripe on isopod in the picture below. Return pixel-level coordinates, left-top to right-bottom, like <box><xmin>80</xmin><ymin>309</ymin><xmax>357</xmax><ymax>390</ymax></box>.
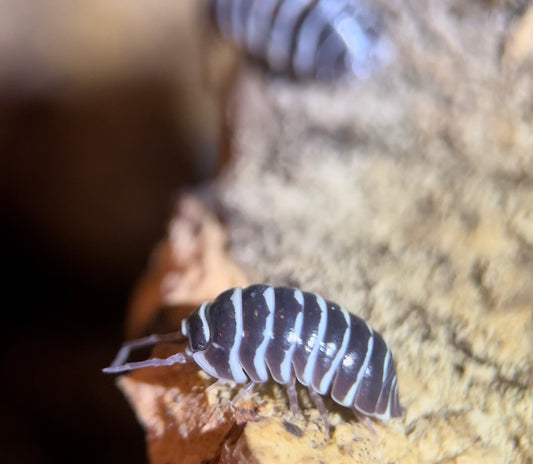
<box><xmin>340</xmin><ymin>323</ymin><xmax>374</xmax><ymax>407</ymax></box>
<box><xmin>252</xmin><ymin>286</ymin><xmax>276</xmax><ymax>382</ymax></box>
<box><xmin>318</xmin><ymin>305</ymin><xmax>351</xmax><ymax>394</ymax></box>
<box><xmin>228</xmin><ymin>287</ymin><xmax>248</xmax><ymax>383</ymax></box>
<box><xmin>301</xmin><ymin>293</ymin><xmax>328</xmax><ymax>386</ymax></box>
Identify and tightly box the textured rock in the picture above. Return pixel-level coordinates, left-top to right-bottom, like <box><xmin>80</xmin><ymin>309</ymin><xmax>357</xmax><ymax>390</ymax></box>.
<box><xmin>125</xmin><ymin>197</ymin><xmax>249</xmax><ymax>339</ymax></box>
<box><xmin>502</xmin><ymin>3</ymin><xmax>533</xmax><ymax>71</ymax></box>
<box><xmin>116</xmin><ymin>0</ymin><xmax>533</xmax><ymax>462</ymax></box>
<box><xmin>214</xmin><ymin>0</ymin><xmax>533</xmax><ymax>462</ymax></box>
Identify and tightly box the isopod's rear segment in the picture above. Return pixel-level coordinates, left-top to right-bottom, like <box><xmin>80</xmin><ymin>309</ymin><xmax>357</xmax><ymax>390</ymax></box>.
<box><xmin>207</xmin><ymin>0</ymin><xmax>394</xmax><ymax>80</ymax></box>
<box><xmin>329</xmin><ymin>314</ymin><xmax>402</xmax><ymax>419</ymax></box>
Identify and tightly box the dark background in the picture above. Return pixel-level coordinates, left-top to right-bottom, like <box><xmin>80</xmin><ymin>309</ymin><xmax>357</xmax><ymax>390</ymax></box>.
<box><xmin>0</xmin><ymin>1</ymin><xmax>237</xmax><ymax>462</ymax></box>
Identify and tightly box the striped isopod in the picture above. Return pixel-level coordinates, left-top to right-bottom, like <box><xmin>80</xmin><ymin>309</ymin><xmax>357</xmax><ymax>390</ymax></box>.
<box><xmin>104</xmin><ymin>284</ymin><xmax>403</xmax><ymax>430</ymax></box>
<box><xmin>207</xmin><ymin>0</ymin><xmax>393</xmax><ymax>80</ymax></box>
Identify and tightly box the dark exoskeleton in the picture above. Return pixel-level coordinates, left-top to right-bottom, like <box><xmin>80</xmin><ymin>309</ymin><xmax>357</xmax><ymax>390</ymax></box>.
<box><xmin>104</xmin><ymin>284</ymin><xmax>403</xmax><ymax>433</ymax></box>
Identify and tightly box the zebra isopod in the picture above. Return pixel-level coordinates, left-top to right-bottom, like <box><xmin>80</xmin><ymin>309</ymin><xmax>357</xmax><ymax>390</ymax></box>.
<box><xmin>207</xmin><ymin>0</ymin><xmax>393</xmax><ymax>80</ymax></box>
<box><xmin>104</xmin><ymin>284</ymin><xmax>403</xmax><ymax>430</ymax></box>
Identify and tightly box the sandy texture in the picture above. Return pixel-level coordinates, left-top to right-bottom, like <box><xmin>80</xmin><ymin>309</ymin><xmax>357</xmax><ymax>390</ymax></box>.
<box><xmin>116</xmin><ymin>1</ymin><xmax>532</xmax><ymax>463</ymax></box>
<box><xmin>214</xmin><ymin>0</ymin><xmax>533</xmax><ymax>462</ymax></box>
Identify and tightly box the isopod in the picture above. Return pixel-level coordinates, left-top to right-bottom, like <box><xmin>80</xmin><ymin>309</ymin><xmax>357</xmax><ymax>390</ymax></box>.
<box><xmin>104</xmin><ymin>284</ymin><xmax>403</xmax><ymax>432</ymax></box>
<box><xmin>206</xmin><ymin>0</ymin><xmax>394</xmax><ymax>80</ymax></box>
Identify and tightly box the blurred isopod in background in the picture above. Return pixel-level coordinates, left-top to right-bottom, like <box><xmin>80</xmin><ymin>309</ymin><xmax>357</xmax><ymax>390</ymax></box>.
<box><xmin>207</xmin><ymin>0</ymin><xmax>394</xmax><ymax>80</ymax></box>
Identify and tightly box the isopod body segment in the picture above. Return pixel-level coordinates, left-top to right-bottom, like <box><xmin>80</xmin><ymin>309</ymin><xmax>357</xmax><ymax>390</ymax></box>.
<box><xmin>182</xmin><ymin>284</ymin><xmax>402</xmax><ymax>420</ymax></box>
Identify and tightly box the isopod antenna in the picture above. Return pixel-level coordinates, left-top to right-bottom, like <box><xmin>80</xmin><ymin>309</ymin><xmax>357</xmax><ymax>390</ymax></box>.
<box><xmin>102</xmin><ymin>332</ymin><xmax>189</xmax><ymax>374</ymax></box>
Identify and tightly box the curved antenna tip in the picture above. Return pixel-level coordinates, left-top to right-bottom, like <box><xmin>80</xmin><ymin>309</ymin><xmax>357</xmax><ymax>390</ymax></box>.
<box><xmin>102</xmin><ymin>353</ymin><xmax>189</xmax><ymax>375</ymax></box>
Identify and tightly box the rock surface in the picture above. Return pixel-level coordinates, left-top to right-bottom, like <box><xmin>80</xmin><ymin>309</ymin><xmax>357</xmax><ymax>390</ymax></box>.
<box><xmin>117</xmin><ymin>1</ymin><xmax>533</xmax><ymax>462</ymax></box>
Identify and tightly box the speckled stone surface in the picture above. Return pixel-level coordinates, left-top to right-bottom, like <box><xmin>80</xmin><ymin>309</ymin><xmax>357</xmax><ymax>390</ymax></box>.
<box><xmin>118</xmin><ymin>1</ymin><xmax>532</xmax><ymax>462</ymax></box>
<box><xmin>213</xmin><ymin>0</ymin><xmax>533</xmax><ymax>462</ymax></box>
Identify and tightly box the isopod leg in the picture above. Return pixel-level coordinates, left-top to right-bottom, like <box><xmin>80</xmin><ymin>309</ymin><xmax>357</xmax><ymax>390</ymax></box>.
<box><xmin>352</xmin><ymin>409</ymin><xmax>376</xmax><ymax>435</ymax></box>
<box><xmin>287</xmin><ymin>376</ymin><xmax>301</xmax><ymax>417</ymax></box>
<box><xmin>232</xmin><ymin>381</ymin><xmax>256</xmax><ymax>405</ymax></box>
<box><xmin>308</xmin><ymin>389</ymin><xmax>330</xmax><ymax>435</ymax></box>
<box><xmin>206</xmin><ymin>379</ymin><xmax>229</xmax><ymax>393</ymax></box>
